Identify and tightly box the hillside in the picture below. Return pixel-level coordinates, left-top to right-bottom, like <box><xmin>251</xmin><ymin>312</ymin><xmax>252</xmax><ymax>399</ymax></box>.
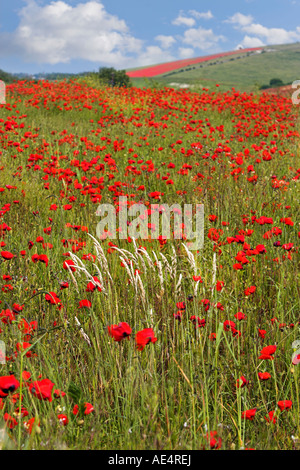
<box><xmin>127</xmin><ymin>42</ymin><xmax>300</xmax><ymax>92</ymax></box>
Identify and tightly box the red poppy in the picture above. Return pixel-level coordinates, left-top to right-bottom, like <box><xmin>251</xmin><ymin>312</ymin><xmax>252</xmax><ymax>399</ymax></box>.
<box><xmin>53</xmin><ymin>389</ymin><xmax>66</xmax><ymax>398</ymax></box>
<box><xmin>57</xmin><ymin>414</ymin><xmax>69</xmax><ymax>426</ymax></box>
<box><xmin>236</xmin><ymin>375</ymin><xmax>249</xmax><ymax>388</ymax></box>
<box><xmin>216</xmin><ymin>281</ymin><xmax>224</xmax><ymax>291</ymax></box>
<box><xmin>258</xmin><ymin>372</ymin><xmax>271</xmax><ymax>381</ymax></box>
<box><xmin>79</xmin><ymin>299</ymin><xmax>92</xmax><ymax>308</ymax></box>
<box><xmin>73</xmin><ymin>402</ymin><xmax>94</xmax><ymax>416</ymax></box>
<box><xmin>24</xmin><ymin>417</ymin><xmax>40</xmax><ymax>434</ymax></box>
<box><xmin>108</xmin><ymin>322</ymin><xmax>132</xmax><ymax>342</ymax></box>
<box><xmin>244</xmin><ymin>286</ymin><xmax>256</xmax><ymax>296</ymax></box>
<box><xmin>259</xmin><ymin>345</ymin><xmax>277</xmax><ymax>360</ymax></box>
<box><xmin>29</xmin><ymin>378</ymin><xmax>55</xmax><ymax>402</ymax></box>
<box><xmin>277</xmin><ymin>400</ymin><xmax>292</xmax><ymax>411</ymax></box>
<box><xmin>234</xmin><ymin>312</ymin><xmax>247</xmax><ymax>321</ymax></box>
<box><xmin>136</xmin><ymin>328</ymin><xmax>157</xmax><ymax>351</ymax></box>
<box><xmin>63</xmin><ymin>259</ymin><xmax>76</xmax><ymax>272</ymax></box>
<box><xmin>1</xmin><ymin>251</ymin><xmax>15</xmax><ymax>260</ymax></box>
<box><xmin>45</xmin><ymin>292</ymin><xmax>61</xmax><ymax>305</ymax></box>
<box><xmin>265</xmin><ymin>410</ymin><xmax>277</xmax><ymax>424</ymax></box>
<box><xmin>0</xmin><ymin>375</ymin><xmax>20</xmax><ymax>398</ymax></box>
<box><xmin>206</xmin><ymin>430</ymin><xmax>222</xmax><ymax>449</ymax></box>
<box><xmin>4</xmin><ymin>413</ymin><xmax>18</xmax><ymax>429</ymax></box>
<box><xmin>38</xmin><ymin>254</ymin><xmax>49</xmax><ymax>267</ymax></box>
<box><xmin>242</xmin><ymin>408</ymin><xmax>257</xmax><ymax>420</ymax></box>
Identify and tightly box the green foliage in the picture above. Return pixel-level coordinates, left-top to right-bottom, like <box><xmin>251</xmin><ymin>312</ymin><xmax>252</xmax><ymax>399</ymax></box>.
<box><xmin>0</xmin><ymin>69</ymin><xmax>15</xmax><ymax>83</ymax></box>
<box><xmin>98</xmin><ymin>67</ymin><xmax>131</xmax><ymax>88</ymax></box>
<box><xmin>269</xmin><ymin>78</ymin><xmax>284</xmax><ymax>87</ymax></box>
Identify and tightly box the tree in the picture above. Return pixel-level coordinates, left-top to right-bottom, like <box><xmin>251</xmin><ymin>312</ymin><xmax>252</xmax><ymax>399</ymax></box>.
<box><xmin>0</xmin><ymin>69</ymin><xmax>15</xmax><ymax>84</ymax></box>
<box><xmin>269</xmin><ymin>78</ymin><xmax>283</xmax><ymax>87</ymax></box>
<box><xmin>98</xmin><ymin>67</ymin><xmax>131</xmax><ymax>88</ymax></box>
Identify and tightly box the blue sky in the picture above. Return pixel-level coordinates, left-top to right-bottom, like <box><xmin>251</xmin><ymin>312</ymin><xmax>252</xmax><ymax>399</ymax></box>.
<box><xmin>1</xmin><ymin>0</ymin><xmax>300</xmax><ymax>74</ymax></box>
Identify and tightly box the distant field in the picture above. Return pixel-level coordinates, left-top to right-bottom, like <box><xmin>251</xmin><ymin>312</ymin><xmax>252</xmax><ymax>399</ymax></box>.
<box><xmin>128</xmin><ymin>43</ymin><xmax>300</xmax><ymax>93</ymax></box>
<box><xmin>126</xmin><ymin>48</ymin><xmax>261</xmax><ymax>78</ymax></box>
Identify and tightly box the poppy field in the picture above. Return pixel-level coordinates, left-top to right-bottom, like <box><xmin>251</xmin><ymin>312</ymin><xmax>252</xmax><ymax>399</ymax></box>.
<box><xmin>126</xmin><ymin>47</ymin><xmax>261</xmax><ymax>78</ymax></box>
<box><xmin>0</xmin><ymin>79</ymin><xmax>299</xmax><ymax>450</ymax></box>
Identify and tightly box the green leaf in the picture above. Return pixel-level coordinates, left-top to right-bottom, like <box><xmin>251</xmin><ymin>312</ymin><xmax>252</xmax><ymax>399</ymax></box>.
<box><xmin>67</xmin><ymin>382</ymin><xmax>82</xmax><ymax>403</ymax></box>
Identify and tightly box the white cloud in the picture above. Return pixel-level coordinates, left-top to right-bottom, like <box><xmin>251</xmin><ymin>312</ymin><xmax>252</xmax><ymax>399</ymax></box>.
<box><xmin>0</xmin><ymin>0</ymin><xmax>143</xmax><ymax>67</ymax></box>
<box><xmin>238</xmin><ymin>36</ymin><xmax>265</xmax><ymax>48</ymax></box>
<box><xmin>228</xmin><ymin>12</ymin><xmax>300</xmax><ymax>46</ymax></box>
<box><xmin>178</xmin><ymin>47</ymin><xmax>195</xmax><ymax>58</ymax></box>
<box><xmin>155</xmin><ymin>35</ymin><xmax>176</xmax><ymax>49</ymax></box>
<box><xmin>136</xmin><ymin>46</ymin><xmax>175</xmax><ymax>66</ymax></box>
<box><xmin>172</xmin><ymin>12</ymin><xmax>196</xmax><ymax>27</ymax></box>
<box><xmin>182</xmin><ymin>27</ymin><xmax>226</xmax><ymax>51</ymax></box>
<box><xmin>226</xmin><ymin>13</ymin><xmax>254</xmax><ymax>26</ymax></box>
<box><xmin>188</xmin><ymin>10</ymin><xmax>213</xmax><ymax>20</ymax></box>
<box><xmin>242</xmin><ymin>24</ymin><xmax>300</xmax><ymax>44</ymax></box>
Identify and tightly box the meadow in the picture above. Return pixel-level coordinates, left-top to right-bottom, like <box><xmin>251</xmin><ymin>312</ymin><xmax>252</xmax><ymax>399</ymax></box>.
<box><xmin>0</xmin><ymin>79</ymin><xmax>299</xmax><ymax>450</ymax></box>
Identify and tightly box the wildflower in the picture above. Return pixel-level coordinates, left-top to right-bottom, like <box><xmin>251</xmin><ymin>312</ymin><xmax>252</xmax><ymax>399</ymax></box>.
<box><xmin>242</xmin><ymin>408</ymin><xmax>256</xmax><ymax>420</ymax></box>
<box><xmin>29</xmin><ymin>378</ymin><xmax>55</xmax><ymax>402</ymax></box>
<box><xmin>108</xmin><ymin>322</ymin><xmax>132</xmax><ymax>342</ymax></box>
<box><xmin>259</xmin><ymin>345</ymin><xmax>277</xmax><ymax>360</ymax></box>
<box><xmin>136</xmin><ymin>328</ymin><xmax>157</xmax><ymax>351</ymax></box>
<box><xmin>277</xmin><ymin>400</ymin><xmax>292</xmax><ymax>411</ymax></box>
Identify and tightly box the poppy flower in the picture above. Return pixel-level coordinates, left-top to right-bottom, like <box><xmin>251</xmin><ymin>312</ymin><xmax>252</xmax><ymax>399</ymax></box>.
<box><xmin>108</xmin><ymin>322</ymin><xmax>132</xmax><ymax>342</ymax></box>
<box><xmin>63</xmin><ymin>259</ymin><xmax>76</xmax><ymax>272</ymax></box>
<box><xmin>244</xmin><ymin>286</ymin><xmax>256</xmax><ymax>296</ymax></box>
<box><xmin>12</xmin><ymin>303</ymin><xmax>24</xmax><ymax>313</ymax></box>
<box><xmin>79</xmin><ymin>299</ymin><xmax>92</xmax><ymax>308</ymax></box>
<box><xmin>16</xmin><ymin>342</ymin><xmax>37</xmax><ymax>358</ymax></box>
<box><xmin>190</xmin><ymin>316</ymin><xmax>206</xmax><ymax>328</ymax></box>
<box><xmin>1</xmin><ymin>251</ymin><xmax>15</xmax><ymax>260</ymax></box>
<box><xmin>135</xmin><ymin>328</ymin><xmax>157</xmax><ymax>351</ymax></box>
<box><xmin>264</xmin><ymin>410</ymin><xmax>277</xmax><ymax>424</ymax></box>
<box><xmin>57</xmin><ymin>414</ymin><xmax>69</xmax><ymax>426</ymax></box>
<box><xmin>4</xmin><ymin>413</ymin><xmax>18</xmax><ymax>429</ymax></box>
<box><xmin>24</xmin><ymin>417</ymin><xmax>40</xmax><ymax>434</ymax></box>
<box><xmin>45</xmin><ymin>292</ymin><xmax>61</xmax><ymax>305</ymax></box>
<box><xmin>0</xmin><ymin>375</ymin><xmax>20</xmax><ymax>397</ymax></box>
<box><xmin>223</xmin><ymin>320</ymin><xmax>236</xmax><ymax>332</ymax></box>
<box><xmin>14</xmin><ymin>406</ymin><xmax>29</xmax><ymax>418</ymax></box>
<box><xmin>53</xmin><ymin>389</ymin><xmax>66</xmax><ymax>398</ymax></box>
<box><xmin>277</xmin><ymin>400</ymin><xmax>292</xmax><ymax>411</ymax></box>
<box><xmin>29</xmin><ymin>378</ymin><xmax>55</xmax><ymax>402</ymax></box>
<box><xmin>216</xmin><ymin>281</ymin><xmax>224</xmax><ymax>291</ymax></box>
<box><xmin>59</xmin><ymin>281</ymin><xmax>69</xmax><ymax>290</ymax></box>
<box><xmin>234</xmin><ymin>312</ymin><xmax>246</xmax><ymax>321</ymax></box>
<box><xmin>258</xmin><ymin>329</ymin><xmax>266</xmax><ymax>339</ymax></box>
<box><xmin>236</xmin><ymin>375</ymin><xmax>249</xmax><ymax>388</ymax></box>
<box><xmin>242</xmin><ymin>408</ymin><xmax>257</xmax><ymax>420</ymax></box>
<box><xmin>176</xmin><ymin>302</ymin><xmax>186</xmax><ymax>311</ymax></box>
<box><xmin>206</xmin><ymin>430</ymin><xmax>222</xmax><ymax>449</ymax></box>
<box><xmin>173</xmin><ymin>311</ymin><xmax>183</xmax><ymax>321</ymax></box>
<box><xmin>38</xmin><ymin>254</ymin><xmax>49</xmax><ymax>267</ymax></box>
<box><xmin>86</xmin><ymin>276</ymin><xmax>102</xmax><ymax>292</ymax></box>
<box><xmin>258</xmin><ymin>372</ymin><xmax>271</xmax><ymax>381</ymax></box>
<box><xmin>259</xmin><ymin>345</ymin><xmax>277</xmax><ymax>360</ymax></box>
<box><xmin>73</xmin><ymin>402</ymin><xmax>94</xmax><ymax>416</ymax></box>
